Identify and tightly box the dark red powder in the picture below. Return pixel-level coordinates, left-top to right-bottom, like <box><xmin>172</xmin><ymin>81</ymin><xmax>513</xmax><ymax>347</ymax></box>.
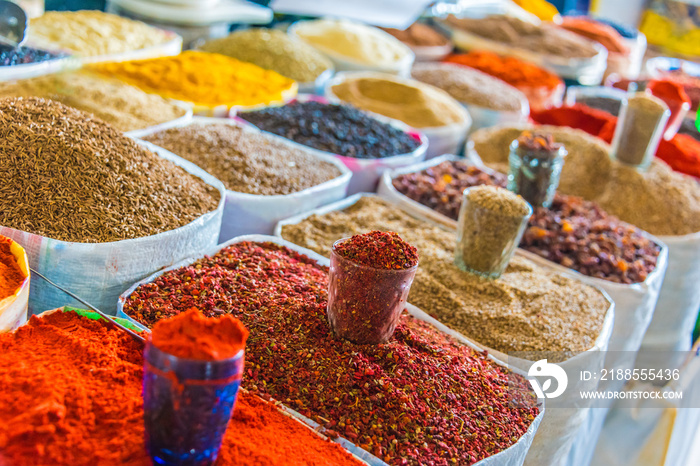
<box><xmin>334</xmin><ymin>231</ymin><xmax>418</xmax><ymax>269</ymax></box>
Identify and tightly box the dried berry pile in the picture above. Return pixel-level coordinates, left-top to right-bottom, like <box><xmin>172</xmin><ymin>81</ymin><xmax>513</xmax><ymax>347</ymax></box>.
<box><xmin>392</xmin><ymin>160</ymin><xmax>660</xmax><ymax>283</ymax></box>
<box><xmin>123</xmin><ymin>241</ymin><xmax>539</xmax><ymax>465</ymax></box>
<box><xmin>335</xmin><ymin>231</ymin><xmax>418</xmax><ymax>269</ymax></box>
<box><xmin>0</xmin><ymin>97</ymin><xmax>220</xmax><ymax>243</ymax></box>
<box><xmin>239</xmin><ymin>101</ymin><xmax>421</xmax><ymax>159</ymax></box>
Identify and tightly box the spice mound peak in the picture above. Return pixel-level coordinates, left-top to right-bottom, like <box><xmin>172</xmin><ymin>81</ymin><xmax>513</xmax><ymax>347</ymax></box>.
<box><xmin>334</xmin><ymin>230</ymin><xmax>419</xmax><ymax>269</ymax></box>
<box><xmin>152</xmin><ymin>308</ymin><xmax>248</xmax><ymax>361</ymax></box>
<box><xmin>467</xmin><ymin>185</ymin><xmax>531</xmax><ymax>217</ymax></box>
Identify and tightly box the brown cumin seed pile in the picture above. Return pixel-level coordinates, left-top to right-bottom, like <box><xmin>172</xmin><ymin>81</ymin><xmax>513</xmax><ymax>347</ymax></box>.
<box><xmin>0</xmin><ymin>97</ymin><xmax>220</xmax><ymax>243</ymax></box>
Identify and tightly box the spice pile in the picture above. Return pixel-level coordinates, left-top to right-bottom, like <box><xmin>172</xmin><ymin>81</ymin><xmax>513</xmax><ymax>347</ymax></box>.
<box><xmin>411</xmin><ymin>63</ymin><xmax>526</xmax><ymax>112</ymax></box>
<box><xmin>142</xmin><ymin>123</ymin><xmax>341</xmax><ymax>195</ymax></box>
<box><xmin>239</xmin><ymin>101</ymin><xmax>420</xmax><ymax>159</ymax></box>
<box><xmin>331</xmin><ymin>75</ymin><xmax>467</xmax><ymax>128</ymax></box>
<box><xmin>392</xmin><ymin>160</ymin><xmax>661</xmax><ymax>283</ymax></box>
<box><xmin>0</xmin><ymin>43</ymin><xmax>65</xmax><ymax>66</ymax></box>
<box><xmin>199</xmin><ymin>28</ymin><xmax>332</xmax><ymax>83</ymax></box>
<box><xmin>444</xmin><ymin>14</ymin><xmax>598</xmax><ymax>59</ymax></box>
<box><xmin>335</xmin><ymin>230</ymin><xmax>418</xmax><ymax>269</ymax></box>
<box><xmin>0</xmin><ymin>98</ymin><xmax>219</xmax><ymax>243</ymax></box>
<box><xmin>123</xmin><ymin>241</ymin><xmax>539</xmax><ymax>465</ymax></box>
<box><xmin>0</xmin><ymin>310</ymin><xmax>365</xmax><ymax>466</ymax></box>
<box><xmin>472</xmin><ymin>125</ymin><xmax>700</xmax><ymax>235</ymax></box>
<box><xmin>381</xmin><ymin>23</ymin><xmax>449</xmax><ymax>47</ymax></box>
<box><xmin>293</xmin><ymin>19</ymin><xmax>411</xmax><ymax>66</ymax></box>
<box><xmin>92</xmin><ymin>51</ymin><xmax>296</xmax><ymax>108</ymax></box>
<box><xmin>281</xmin><ymin>197</ymin><xmax>610</xmax><ymax>355</ymax></box>
<box><xmin>0</xmin><ymin>72</ymin><xmax>187</xmax><ymax>131</ymax></box>
<box><xmin>28</xmin><ymin>10</ymin><xmax>171</xmax><ymax>57</ymax></box>
<box><xmin>560</xmin><ymin>16</ymin><xmax>629</xmax><ymax>54</ymax></box>
<box><xmin>0</xmin><ymin>239</ymin><xmax>24</xmax><ymax>300</ymax></box>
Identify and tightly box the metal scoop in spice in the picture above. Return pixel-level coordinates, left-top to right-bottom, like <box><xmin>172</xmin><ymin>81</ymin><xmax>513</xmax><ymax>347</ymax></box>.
<box><xmin>508</xmin><ymin>131</ymin><xmax>567</xmax><ymax>209</ymax></box>
<box><xmin>455</xmin><ymin>186</ymin><xmax>532</xmax><ymax>279</ymax></box>
<box><xmin>0</xmin><ymin>1</ymin><xmax>28</xmax><ymax>48</ymax></box>
<box><xmin>30</xmin><ymin>268</ymin><xmax>145</xmax><ymax>343</ymax></box>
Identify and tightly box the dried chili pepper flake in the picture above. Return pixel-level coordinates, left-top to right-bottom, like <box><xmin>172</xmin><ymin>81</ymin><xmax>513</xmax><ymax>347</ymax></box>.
<box><xmin>334</xmin><ymin>231</ymin><xmax>419</xmax><ymax>270</ymax></box>
<box><xmin>123</xmin><ymin>241</ymin><xmax>539</xmax><ymax>465</ymax></box>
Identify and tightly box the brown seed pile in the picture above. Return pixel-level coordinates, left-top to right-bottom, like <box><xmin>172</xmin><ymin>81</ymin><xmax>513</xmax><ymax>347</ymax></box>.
<box><xmin>444</xmin><ymin>14</ymin><xmax>598</xmax><ymax>59</ymax></box>
<box><xmin>282</xmin><ymin>196</ymin><xmax>609</xmax><ymax>356</ymax></box>
<box><xmin>471</xmin><ymin>125</ymin><xmax>700</xmax><ymax>235</ymax></box>
<box><xmin>0</xmin><ymin>97</ymin><xmax>220</xmax><ymax>243</ymax></box>
<box><xmin>143</xmin><ymin>123</ymin><xmax>342</xmax><ymax>195</ymax></box>
<box><xmin>412</xmin><ymin>63</ymin><xmax>526</xmax><ymax>112</ymax></box>
<box><xmin>0</xmin><ymin>72</ymin><xmax>187</xmax><ymax>132</ymax></box>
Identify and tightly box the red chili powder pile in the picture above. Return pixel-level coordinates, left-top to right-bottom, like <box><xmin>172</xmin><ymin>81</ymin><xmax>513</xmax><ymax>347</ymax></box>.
<box><xmin>334</xmin><ymin>230</ymin><xmax>418</xmax><ymax>269</ymax></box>
<box><xmin>0</xmin><ymin>239</ymin><xmax>24</xmax><ymax>300</ymax></box>
<box><xmin>0</xmin><ymin>311</ymin><xmax>365</xmax><ymax>466</ymax></box>
<box><xmin>151</xmin><ymin>307</ymin><xmax>248</xmax><ymax>360</ymax></box>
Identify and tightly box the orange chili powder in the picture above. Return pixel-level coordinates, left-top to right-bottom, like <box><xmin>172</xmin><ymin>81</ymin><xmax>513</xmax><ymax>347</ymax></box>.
<box><xmin>151</xmin><ymin>308</ymin><xmax>248</xmax><ymax>360</ymax></box>
<box><xmin>444</xmin><ymin>50</ymin><xmax>562</xmax><ymax>90</ymax></box>
<box><xmin>0</xmin><ymin>239</ymin><xmax>24</xmax><ymax>300</ymax></box>
<box><xmin>0</xmin><ymin>311</ymin><xmax>365</xmax><ymax>466</ymax></box>
<box><xmin>560</xmin><ymin>17</ymin><xmax>628</xmax><ymax>54</ymax></box>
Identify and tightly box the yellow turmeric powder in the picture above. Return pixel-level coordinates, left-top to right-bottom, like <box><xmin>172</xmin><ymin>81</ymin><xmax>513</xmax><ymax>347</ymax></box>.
<box><xmin>92</xmin><ymin>51</ymin><xmax>297</xmax><ymax>109</ymax></box>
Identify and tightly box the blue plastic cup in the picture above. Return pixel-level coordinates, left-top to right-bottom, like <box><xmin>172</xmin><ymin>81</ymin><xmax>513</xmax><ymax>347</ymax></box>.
<box><xmin>143</xmin><ymin>341</ymin><xmax>244</xmax><ymax>466</ymax></box>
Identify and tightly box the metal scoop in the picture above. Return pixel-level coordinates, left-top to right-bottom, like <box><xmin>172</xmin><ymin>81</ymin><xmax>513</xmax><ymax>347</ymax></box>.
<box><xmin>30</xmin><ymin>268</ymin><xmax>146</xmax><ymax>344</ymax></box>
<box><xmin>0</xmin><ymin>0</ymin><xmax>28</xmax><ymax>48</ymax></box>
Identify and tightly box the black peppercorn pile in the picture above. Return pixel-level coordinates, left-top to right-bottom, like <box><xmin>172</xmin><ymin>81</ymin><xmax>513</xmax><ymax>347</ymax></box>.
<box><xmin>0</xmin><ymin>44</ymin><xmax>66</xmax><ymax>66</ymax></box>
<box><xmin>392</xmin><ymin>160</ymin><xmax>661</xmax><ymax>284</ymax></box>
<box><xmin>239</xmin><ymin>101</ymin><xmax>421</xmax><ymax>159</ymax></box>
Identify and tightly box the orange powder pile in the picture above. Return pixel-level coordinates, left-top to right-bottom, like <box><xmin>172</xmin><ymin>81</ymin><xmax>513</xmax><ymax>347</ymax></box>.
<box><xmin>0</xmin><ymin>240</ymin><xmax>24</xmax><ymax>300</ymax></box>
<box><xmin>151</xmin><ymin>308</ymin><xmax>248</xmax><ymax>360</ymax></box>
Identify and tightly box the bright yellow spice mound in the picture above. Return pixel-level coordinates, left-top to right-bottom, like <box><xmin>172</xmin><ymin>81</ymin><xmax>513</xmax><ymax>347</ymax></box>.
<box><xmin>93</xmin><ymin>51</ymin><xmax>297</xmax><ymax>108</ymax></box>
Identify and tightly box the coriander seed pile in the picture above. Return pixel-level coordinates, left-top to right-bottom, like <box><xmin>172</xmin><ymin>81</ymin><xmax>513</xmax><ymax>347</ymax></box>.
<box><xmin>0</xmin><ymin>97</ymin><xmax>220</xmax><ymax>243</ymax></box>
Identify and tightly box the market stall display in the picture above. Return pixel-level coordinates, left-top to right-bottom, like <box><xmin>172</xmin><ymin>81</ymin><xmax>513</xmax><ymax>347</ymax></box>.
<box><xmin>0</xmin><ymin>97</ymin><xmax>225</xmax><ymax>314</ymax></box>
<box><xmin>411</xmin><ymin>62</ymin><xmax>529</xmax><ymax>131</ymax></box>
<box><xmin>199</xmin><ymin>28</ymin><xmax>332</xmax><ymax>92</ymax></box>
<box><xmin>444</xmin><ymin>51</ymin><xmax>565</xmax><ymax>110</ymax></box>
<box><xmin>27</xmin><ymin>10</ymin><xmax>180</xmax><ymax>60</ymax></box>
<box><xmin>470</xmin><ymin>125</ymin><xmax>700</xmax><ymax>362</ymax></box>
<box><xmin>238</xmin><ymin>98</ymin><xmax>426</xmax><ymax>193</ymax></box>
<box><xmin>290</xmin><ymin>18</ymin><xmax>414</xmax><ymax>75</ymax></box>
<box><xmin>277</xmin><ymin>196</ymin><xmax>613</xmax><ymax>466</ymax></box>
<box><xmin>120</xmin><ymin>237</ymin><xmax>542</xmax><ymax>465</ymax></box>
<box><xmin>0</xmin><ymin>71</ymin><xmax>189</xmax><ymax>132</ymax></box>
<box><xmin>441</xmin><ymin>13</ymin><xmax>608</xmax><ymax>85</ymax></box>
<box><xmin>327</xmin><ymin>71</ymin><xmax>471</xmax><ymax>158</ymax></box>
<box><xmin>92</xmin><ymin>51</ymin><xmax>297</xmax><ymax>116</ymax></box>
<box><xmin>139</xmin><ymin>118</ymin><xmax>350</xmax><ymax>239</ymax></box>
<box><xmin>0</xmin><ymin>308</ymin><xmax>368</xmax><ymax>466</ymax></box>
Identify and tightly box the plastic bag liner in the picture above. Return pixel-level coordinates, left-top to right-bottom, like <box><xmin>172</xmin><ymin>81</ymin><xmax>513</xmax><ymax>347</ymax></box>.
<box><xmin>639</xmin><ymin>231</ymin><xmax>700</xmax><ymax>359</ymax></box>
<box><xmin>589</xmin><ymin>341</ymin><xmax>700</xmax><ymax>466</ymax></box>
<box><xmin>274</xmin><ymin>192</ymin><xmax>613</xmax><ymax>466</ymax></box>
<box><xmin>0</xmin><ymin>141</ymin><xmax>226</xmax><ymax>317</ymax></box>
<box><xmin>324</xmin><ymin>71</ymin><xmax>473</xmax><ymax>159</ymax></box>
<box><xmin>117</xmin><ymin>234</ymin><xmax>545</xmax><ymax>466</ymax></box>
<box><xmin>0</xmin><ymin>237</ymin><xmax>30</xmax><ymax>331</ymax></box>
<box><xmin>132</xmin><ymin>116</ymin><xmax>352</xmax><ymax>241</ymax></box>
<box><xmin>234</xmin><ymin>94</ymin><xmax>428</xmax><ymax>195</ymax></box>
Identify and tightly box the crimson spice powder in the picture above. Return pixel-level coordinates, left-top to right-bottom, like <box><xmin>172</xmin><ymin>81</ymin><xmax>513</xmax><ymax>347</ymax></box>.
<box><xmin>334</xmin><ymin>231</ymin><xmax>418</xmax><ymax>269</ymax></box>
<box><xmin>124</xmin><ymin>241</ymin><xmax>539</xmax><ymax>465</ymax></box>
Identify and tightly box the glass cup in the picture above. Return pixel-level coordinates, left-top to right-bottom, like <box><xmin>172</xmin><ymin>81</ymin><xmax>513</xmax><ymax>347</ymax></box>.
<box><xmin>611</xmin><ymin>92</ymin><xmax>671</xmax><ymax>170</ymax></box>
<box><xmin>508</xmin><ymin>138</ymin><xmax>567</xmax><ymax>209</ymax></box>
<box><xmin>327</xmin><ymin>239</ymin><xmax>418</xmax><ymax>345</ymax></box>
<box><xmin>143</xmin><ymin>342</ymin><xmax>245</xmax><ymax>466</ymax></box>
<box><xmin>455</xmin><ymin>188</ymin><xmax>532</xmax><ymax>279</ymax></box>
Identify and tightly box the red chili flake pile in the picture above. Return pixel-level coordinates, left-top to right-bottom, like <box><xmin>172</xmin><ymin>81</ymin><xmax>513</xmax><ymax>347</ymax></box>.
<box><xmin>392</xmin><ymin>161</ymin><xmax>661</xmax><ymax>284</ymax></box>
<box><xmin>334</xmin><ymin>231</ymin><xmax>418</xmax><ymax>269</ymax></box>
<box><xmin>123</xmin><ymin>241</ymin><xmax>539</xmax><ymax>466</ymax></box>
